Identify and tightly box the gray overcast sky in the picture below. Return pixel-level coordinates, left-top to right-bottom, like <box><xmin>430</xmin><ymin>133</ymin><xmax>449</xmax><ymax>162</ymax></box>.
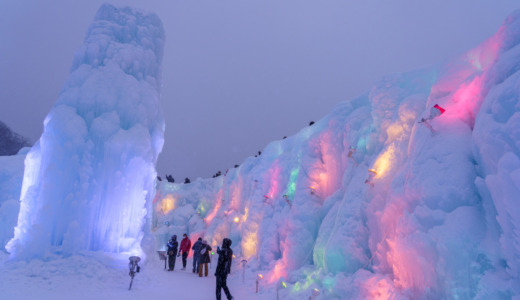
<box><xmin>0</xmin><ymin>1</ymin><xmax>518</xmax><ymax>180</ymax></box>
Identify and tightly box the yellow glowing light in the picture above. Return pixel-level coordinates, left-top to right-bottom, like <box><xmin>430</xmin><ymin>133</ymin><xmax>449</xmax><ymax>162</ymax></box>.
<box><xmin>234</xmin><ymin>217</ymin><xmax>240</xmax><ymax>223</ymax></box>
<box><xmin>161</xmin><ymin>194</ymin><xmax>175</xmax><ymax>213</ymax></box>
<box><xmin>372</xmin><ymin>144</ymin><xmax>396</xmax><ymax>179</ymax></box>
<box><xmin>258</xmin><ymin>274</ymin><xmax>263</xmax><ymax>279</ymax></box>
<box><xmin>242</xmin><ymin>224</ymin><xmax>259</xmax><ymax>259</ymax></box>
<box><xmin>282</xmin><ymin>282</ymin><xmax>287</xmax><ymax>288</ymax></box>
<box><xmin>232</xmin><ymin>255</ymin><xmax>236</xmax><ymax>258</ymax></box>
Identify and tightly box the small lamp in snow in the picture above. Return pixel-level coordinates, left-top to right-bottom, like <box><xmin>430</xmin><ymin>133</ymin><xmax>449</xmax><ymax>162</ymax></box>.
<box><xmin>309</xmin><ymin>288</ymin><xmax>320</xmax><ymax>300</ymax></box>
<box><xmin>348</xmin><ymin>146</ymin><xmax>358</xmax><ymax>166</ymax></box>
<box><xmin>419</xmin><ymin>104</ymin><xmax>445</xmax><ymax>123</ymax></box>
<box><xmin>256</xmin><ymin>273</ymin><xmax>263</xmax><ymax>293</ymax></box>
<box><xmin>348</xmin><ymin>146</ymin><xmax>356</xmax><ymax>157</ymax></box>
<box><xmin>128</xmin><ymin>256</ymin><xmax>141</xmax><ymax>290</ymax></box>
<box><xmin>157</xmin><ymin>250</ymin><xmax>167</xmax><ymax>270</ymax></box>
<box><xmin>283</xmin><ymin>194</ymin><xmax>292</xmax><ymax>208</ymax></box>
<box><xmin>309</xmin><ymin>186</ymin><xmax>316</xmax><ymax>195</ymax></box>
<box><xmin>365</xmin><ymin>169</ymin><xmax>377</xmax><ymax>186</ymax></box>
<box><xmin>276</xmin><ymin>279</ymin><xmax>288</xmax><ymax>300</ymax></box>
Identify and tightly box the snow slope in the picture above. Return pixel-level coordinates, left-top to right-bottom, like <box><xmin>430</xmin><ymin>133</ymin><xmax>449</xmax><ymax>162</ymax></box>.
<box><xmin>6</xmin><ymin>4</ymin><xmax>165</xmax><ymax>259</ymax></box>
<box><xmin>152</xmin><ymin>10</ymin><xmax>520</xmax><ymax>299</ymax></box>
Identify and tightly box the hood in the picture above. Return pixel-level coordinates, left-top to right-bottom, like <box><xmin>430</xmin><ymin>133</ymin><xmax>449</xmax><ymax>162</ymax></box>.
<box><xmin>223</xmin><ymin>238</ymin><xmax>232</xmax><ymax>248</ymax></box>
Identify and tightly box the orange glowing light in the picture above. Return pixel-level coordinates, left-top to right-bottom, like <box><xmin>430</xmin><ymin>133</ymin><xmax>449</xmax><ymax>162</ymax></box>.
<box><xmin>258</xmin><ymin>274</ymin><xmax>263</xmax><ymax>280</ymax></box>
<box><xmin>234</xmin><ymin>217</ymin><xmax>239</xmax><ymax>223</ymax></box>
<box><xmin>241</xmin><ymin>224</ymin><xmax>259</xmax><ymax>259</ymax></box>
<box><xmin>161</xmin><ymin>194</ymin><xmax>175</xmax><ymax>213</ymax></box>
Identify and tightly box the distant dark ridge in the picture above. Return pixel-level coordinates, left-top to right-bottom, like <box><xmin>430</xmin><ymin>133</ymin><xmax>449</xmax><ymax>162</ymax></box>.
<box><xmin>0</xmin><ymin>120</ymin><xmax>31</xmax><ymax>156</ymax></box>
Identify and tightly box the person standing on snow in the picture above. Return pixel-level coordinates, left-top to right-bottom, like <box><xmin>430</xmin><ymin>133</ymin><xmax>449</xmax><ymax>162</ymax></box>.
<box><xmin>198</xmin><ymin>240</ymin><xmax>212</xmax><ymax>277</ymax></box>
<box><xmin>179</xmin><ymin>233</ymin><xmax>191</xmax><ymax>270</ymax></box>
<box><xmin>192</xmin><ymin>237</ymin><xmax>202</xmax><ymax>273</ymax></box>
<box><xmin>166</xmin><ymin>235</ymin><xmax>179</xmax><ymax>271</ymax></box>
<box><xmin>215</xmin><ymin>238</ymin><xmax>234</xmax><ymax>300</ymax></box>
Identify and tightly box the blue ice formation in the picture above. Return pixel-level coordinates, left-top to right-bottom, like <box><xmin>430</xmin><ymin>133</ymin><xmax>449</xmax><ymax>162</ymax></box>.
<box><xmin>7</xmin><ymin>4</ymin><xmax>165</xmax><ymax>259</ymax></box>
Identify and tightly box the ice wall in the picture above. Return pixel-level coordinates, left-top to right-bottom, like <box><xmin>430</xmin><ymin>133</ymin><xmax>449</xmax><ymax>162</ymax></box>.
<box><xmin>152</xmin><ymin>10</ymin><xmax>520</xmax><ymax>299</ymax></box>
<box><xmin>7</xmin><ymin>4</ymin><xmax>165</xmax><ymax>259</ymax></box>
<box><xmin>0</xmin><ymin>149</ymin><xmax>28</xmax><ymax>251</ymax></box>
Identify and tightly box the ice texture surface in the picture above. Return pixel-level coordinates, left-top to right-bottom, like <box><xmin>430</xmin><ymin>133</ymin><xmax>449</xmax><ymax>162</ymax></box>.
<box><xmin>6</xmin><ymin>4</ymin><xmax>165</xmax><ymax>259</ymax></box>
<box><xmin>152</xmin><ymin>10</ymin><xmax>520</xmax><ymax>299</ymax></box>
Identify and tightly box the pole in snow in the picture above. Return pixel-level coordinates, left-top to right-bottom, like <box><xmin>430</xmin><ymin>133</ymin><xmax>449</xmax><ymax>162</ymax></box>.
<box><xmin>241</xmin><ymin>259</ymin><xmax>247</xmax><ymax>283</ymax></box>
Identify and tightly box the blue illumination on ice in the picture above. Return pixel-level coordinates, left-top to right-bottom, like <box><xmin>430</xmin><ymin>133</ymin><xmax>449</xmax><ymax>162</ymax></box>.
<box><xmin>6</xmin><ymin>4</ymin><xmax>165</xmax><ymax>259</ymax></box>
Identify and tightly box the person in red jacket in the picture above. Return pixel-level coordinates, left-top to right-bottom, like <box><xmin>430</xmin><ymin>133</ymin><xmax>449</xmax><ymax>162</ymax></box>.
<box><xmin>179</xmin><ymin>233</ymin><xmax>192</xmax><ymax>270</ymax></box>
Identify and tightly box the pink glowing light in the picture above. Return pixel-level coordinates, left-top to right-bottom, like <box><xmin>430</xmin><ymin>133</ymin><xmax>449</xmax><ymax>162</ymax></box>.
<box><xmin>268</xmin><ymin>261</ymin><xmax>288</xmax><ymax>284</ymax></box>
<box><xmin>205</xmin><ymin>190</ymin><xmax>223</xmax><ymax>224</ymax></box>
<box><xmin>266</xmin><ymin>162</ymin><xmax>282</xmax><ymax>199</ymax></box>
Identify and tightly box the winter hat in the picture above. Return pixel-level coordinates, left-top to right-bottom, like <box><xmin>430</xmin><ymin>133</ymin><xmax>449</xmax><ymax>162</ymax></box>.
<box><xmin>202</xmin><ymin>239</ymin><xmax>208</xmax><ymax>244</ymax></box>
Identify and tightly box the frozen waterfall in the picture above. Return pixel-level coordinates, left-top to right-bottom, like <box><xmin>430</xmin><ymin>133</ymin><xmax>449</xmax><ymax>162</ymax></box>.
<box><xmin>7</xmin><ymin>4</ymin><xmax>165</xmax><ymax>259</ymax></box>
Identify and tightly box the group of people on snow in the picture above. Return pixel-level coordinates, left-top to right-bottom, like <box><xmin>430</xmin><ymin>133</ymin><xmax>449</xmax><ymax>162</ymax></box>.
<box><xmin>166</xmin><ymin>234</ymin><xmax>234</xmax><ymax>300</ymax></box>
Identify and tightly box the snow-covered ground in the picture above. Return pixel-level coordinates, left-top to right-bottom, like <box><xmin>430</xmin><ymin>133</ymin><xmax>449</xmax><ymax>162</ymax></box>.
<box><xmin>0</xmin><ymin>251</ymin><xmax>273</xmax><ymax>300</ymax></box>
<box><xmin>1</xmin><ymin>4</ymin><xmax>520</xmax><ymax>300</ymax></box>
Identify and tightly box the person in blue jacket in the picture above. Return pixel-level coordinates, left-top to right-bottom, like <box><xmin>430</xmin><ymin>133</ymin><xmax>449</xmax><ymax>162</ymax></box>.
<box><xmin>191</xmin><ymin>237</ymin><xmax>202</xmax><ymax>273</ymax></box>
<box><xmin>166</xmin><ymin>235</ymin><xmax>178</xmax><ymax>271</ymax></box>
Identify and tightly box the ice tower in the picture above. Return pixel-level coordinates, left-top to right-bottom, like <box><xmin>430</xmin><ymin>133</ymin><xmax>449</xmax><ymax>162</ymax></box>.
<box><xmin>7</xmin><ymin>4</ymin><xmax>165</xmax><ymax>259</ymax></box>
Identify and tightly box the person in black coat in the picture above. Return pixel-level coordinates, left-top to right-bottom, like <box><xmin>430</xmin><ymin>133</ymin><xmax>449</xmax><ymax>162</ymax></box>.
<box><xmin>215</xmin><ymin>238</ymin><xmax>233</xmax><ymax>300</ymax></box>
<box><xmin>192</xmin><ymin>237</ymin><xmax>202</xmax><ymax>273</ymax></box>
<box><xmin>167</xmin><ymin>235</ymin><xmax>178</xmax><ymax>271</ymax></box>
<box><xmin>198</xmin><ymin>240</ymin><xmax>212</xmax><ymax>277</ymax></box>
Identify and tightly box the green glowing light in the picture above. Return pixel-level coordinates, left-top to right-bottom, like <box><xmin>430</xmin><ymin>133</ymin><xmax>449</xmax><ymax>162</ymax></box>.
<box><xmin>286</xmin><ymin>167</ymin><xmax>300</xmax><ymax>198</ymax></box>
<box><xmin>282</xmin><ymin>282</ymin><xmax>287</xmax><ymax>288</ymax></box>
<box><xmin>323</xmin><ymin>276</ymin><xmax>336</xmax><ymax>292</ymax></box>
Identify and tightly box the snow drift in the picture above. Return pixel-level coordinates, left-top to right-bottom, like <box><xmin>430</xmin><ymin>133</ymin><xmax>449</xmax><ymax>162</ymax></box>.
<box><xmin>6</xmin><ymin>4</ymin><xmax>165</xmax><ymax>259</ymax></box>
<box><xmin>152</xmin><ymin>10</ymin><xmax>520</xmax><ymax>299</ymax></box>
